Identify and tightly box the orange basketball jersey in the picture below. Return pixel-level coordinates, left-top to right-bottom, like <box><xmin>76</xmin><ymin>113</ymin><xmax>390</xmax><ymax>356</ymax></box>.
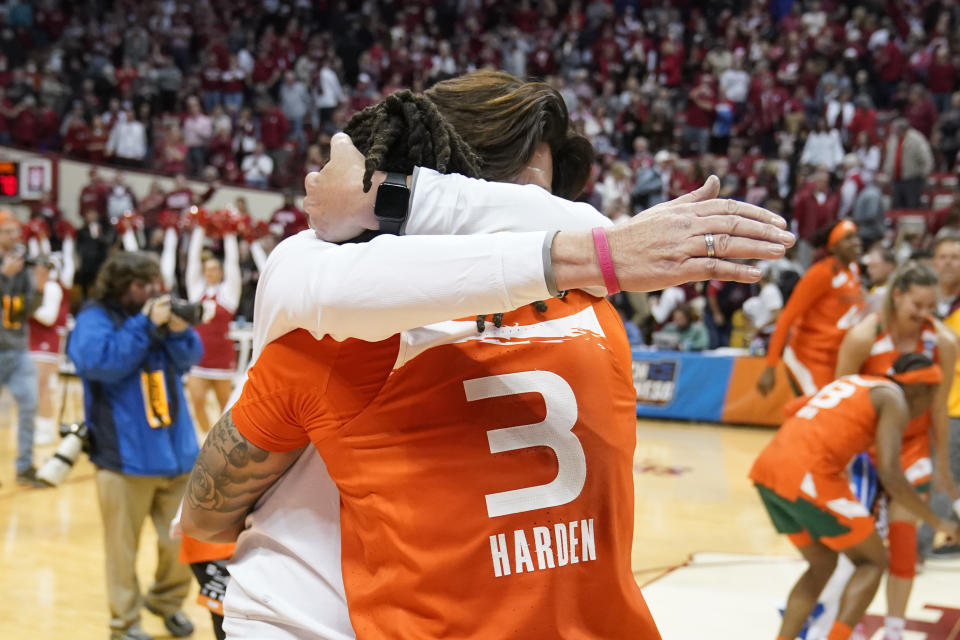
<box><xmin>233</xmin><ymin>291</ymin><xmax>660</xmax><ymax>639</ymax></box>
<box><xmin>750</xmin><ymin>375</ymin><xmax>891</xmax><ymax>498</ymax></box>
<box><xmin>766</xmin><ymin>256</ymin><xmax>865</xmax><ymax>374</ymax></box>
<box><xmin>860</xmin><ymin>315</ymin><xmax>938</xmax><ymax>440</ymax></box>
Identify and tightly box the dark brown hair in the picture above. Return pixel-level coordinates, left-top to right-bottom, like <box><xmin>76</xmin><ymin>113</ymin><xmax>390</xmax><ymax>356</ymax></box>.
<box><xmin>882</xmin><ymin>260</ymin><xmax>938</xmax><ymax>326</ymax></box>
<box><xmin>425</xmin><ymin>70</ymin><xmax>593</xmax><ymax>199</ymax></box>
<box><xmin>91</xmin><ymin>252</ymin><xmax>161</xmax><ymax>302</ymax></box>
<box><xmin>343</xmin><ymin>70</ymin><xmax>593</xmax><ymax>200</ymax></box>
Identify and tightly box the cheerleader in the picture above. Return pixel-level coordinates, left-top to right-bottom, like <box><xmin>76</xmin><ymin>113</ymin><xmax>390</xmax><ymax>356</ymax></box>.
<box><xmin>27</xmin><ymin>221</ymin><xmax>75</xmax><ymax>445</ymax></box>
<box><xmin>185</xmin><ymin>213</ymin><xmax>241</xmax><ymax>432</ymax></box>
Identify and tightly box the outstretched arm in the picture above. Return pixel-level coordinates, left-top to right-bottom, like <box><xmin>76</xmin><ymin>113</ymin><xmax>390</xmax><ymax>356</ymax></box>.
<box><xmin>159</xmin><ymin>227</ymin><xmax>178</xmax><ymax>292</ymax></box>
<box><xmin>873</xmin><ymin>385</ymin><xmax>956</xmax><ymax>536</ymax></box>
<box><xmin>184</xmin><ymin>227</ymin><xmax>205</xmax><ymax>302</ymax></box>
<box><xmin>219</xmin><ymin>233</ymin><xmax>242</xmax><ymax>312</ymax></box>
<box><xmin>253</xmin><ymin>135</ymin><xmax>791</xmax><ymax>350</ymax></box>
<box><xmin>181</xmin><ymin>409</ymin><xmax>303</xmax><ymax>543</ymax></box>
<box><xmin>60</xmin><ymin>236</ymin><xmax>76</xmax><ymax>289</ymax></box>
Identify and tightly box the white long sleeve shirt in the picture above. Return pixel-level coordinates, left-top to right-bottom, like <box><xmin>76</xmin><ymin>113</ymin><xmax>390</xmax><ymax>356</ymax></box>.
<box><xmin>249</xmin><ymin>167</ymin><xmax>610</xmax><ymax>353</ymax></box>
<box><xmin>223</xmin><ymin>168</ymin><xmax>611</xmax><ymax>638</ymax></box>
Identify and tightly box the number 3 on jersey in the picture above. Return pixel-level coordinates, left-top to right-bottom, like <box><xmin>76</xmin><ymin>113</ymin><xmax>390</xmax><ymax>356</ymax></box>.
<box><xmin>464</xmin><ymin>371</ymin><xmax>587</xmax><ymax>518</ymax></box>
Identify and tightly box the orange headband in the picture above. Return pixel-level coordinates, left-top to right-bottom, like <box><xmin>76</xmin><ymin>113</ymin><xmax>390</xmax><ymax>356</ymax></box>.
<box><xmin>0</xmin><ymin>209</ymin><xmax>19</xmax><ymax>227</ymax></box>
<box><xmin>891</xmin><ymin>364</ymin><xmax>943</xmax><ymax>386</ymax></box>
<box><xmin>827</xmin><ymin>219</ymin><xmax>858</xmax><ymax>250</ymax></box>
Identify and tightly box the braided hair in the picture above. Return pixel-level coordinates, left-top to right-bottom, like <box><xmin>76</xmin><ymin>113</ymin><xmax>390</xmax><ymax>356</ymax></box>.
<box><xmin>343</xmin><ymin>90</ymin><xmax>483</xmax><ymax>193</ymax></box>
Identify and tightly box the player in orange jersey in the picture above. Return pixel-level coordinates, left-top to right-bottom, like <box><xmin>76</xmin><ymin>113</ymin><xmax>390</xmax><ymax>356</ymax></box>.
<box><xmin>751</xmin><ymin>355</ymin><xmax>960</xmax><ymax>640</ymax></box>
<box><xmin>832</xmin><ymin>262</ymin><xmax>960</xmax><ymax>640</ymax></box>
<box><xmin>181</xmin><ymin>73</ymin><xmax>793</xmax><ymax>639</ymax></box>
<box><xmin>757</xmin><ymin>219</ymin><xmax>865</xmax><ymax>397</ymax></box>
<box><xmin>228</xmin><ymin>291</ymin><xmax>658</xmax><ymax>639</ymax></box>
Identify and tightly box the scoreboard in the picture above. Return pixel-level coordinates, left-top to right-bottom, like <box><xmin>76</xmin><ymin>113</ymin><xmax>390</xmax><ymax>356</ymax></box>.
<box><xmin>0</xmin><ymin>161</ymin><xmax>18</xmax><ymax>198</ymax></box>
<box><xmin>0</xmin><ymin>158</ymin><xmax>52</xmax><ymax>200</ymax></box>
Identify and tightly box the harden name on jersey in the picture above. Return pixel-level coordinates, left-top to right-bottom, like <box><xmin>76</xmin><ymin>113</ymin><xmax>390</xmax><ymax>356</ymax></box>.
<box><xmin>489</xmin><ymin>517</ymin><xmax>597</xmax><ymax>578</ymax></box>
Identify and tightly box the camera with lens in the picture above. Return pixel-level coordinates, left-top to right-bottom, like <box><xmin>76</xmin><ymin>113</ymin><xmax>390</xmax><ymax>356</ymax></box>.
<box><xmin>170</xmin><ymin>298</ymin><xmax>204</xmax><ymax>325</ymax></box>
<box><xmin>36</xmin><ymin>422</ymin><xmax>90</xmax><ymax>486</ymax></box>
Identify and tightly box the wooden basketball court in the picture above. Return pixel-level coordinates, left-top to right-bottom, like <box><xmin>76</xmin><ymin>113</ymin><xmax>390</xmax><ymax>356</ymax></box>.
<box><xmin>3</xmin><ymin>379</ymin><xmax>953</xmax><ymax>639</ymax></box>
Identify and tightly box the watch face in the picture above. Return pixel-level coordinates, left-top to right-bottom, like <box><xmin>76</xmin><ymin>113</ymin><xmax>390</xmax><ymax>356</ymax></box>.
<box><xmin>376</xmin><ymin>182</ymin><xmax>409</xmax><ymax>220</ymax></box>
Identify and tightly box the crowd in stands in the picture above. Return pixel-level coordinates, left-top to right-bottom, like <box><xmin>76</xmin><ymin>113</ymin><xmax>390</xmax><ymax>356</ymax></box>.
<box><xmin>3</xmin><ymin>0</ymin><xmax>960</xmax><ymax>351</ymax></box>
<box><xmin>26</xmin><ymin>167</ymin><xmax>305</xmax><ymax>322</ymax></box>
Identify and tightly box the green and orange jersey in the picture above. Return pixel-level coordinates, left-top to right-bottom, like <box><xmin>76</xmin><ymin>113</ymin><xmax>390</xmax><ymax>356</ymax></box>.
<box><xmin>765</xmin><ymin>256</ymin><xmax>865</xmax><ymax>386</ymax></box>
<box><xmin>232</xmin><ymin>291</ymin><xmax>660</xmax><ymax>639</ymax></box>
<box><xmin>750</xmin><ymin>375</ymin><xmax>890</xmax><ymax>499</ymax></box>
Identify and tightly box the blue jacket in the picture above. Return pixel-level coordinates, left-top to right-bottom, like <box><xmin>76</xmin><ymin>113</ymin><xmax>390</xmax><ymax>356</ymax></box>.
<box><xmin>67</xmin><ymin>302</ymin><xmax>204</xmax><ymax>476</ymax></box>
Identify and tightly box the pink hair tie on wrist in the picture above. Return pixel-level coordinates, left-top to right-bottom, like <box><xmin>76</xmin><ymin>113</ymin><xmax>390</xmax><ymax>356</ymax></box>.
<box><xmin>591</xmin><ymin>227</ymin><xmax>621</xmax><ymax>296</ymax></box>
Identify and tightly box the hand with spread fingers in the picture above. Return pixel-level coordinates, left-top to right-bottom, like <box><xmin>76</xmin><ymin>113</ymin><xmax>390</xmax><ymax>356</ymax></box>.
<box><xmin>303</xmin><ymin>133</ymin><xmax>795</xmax><ymax>294</ymax></box>
<box><xmin>552</xmin><ymin>176</ymin><xmax>794</xmax><ymax>293</ymax></box>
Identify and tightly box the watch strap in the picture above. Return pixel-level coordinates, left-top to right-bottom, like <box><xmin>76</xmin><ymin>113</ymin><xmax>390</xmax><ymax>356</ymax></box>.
<box><xmin>375</xmin><ymin>172</ymin><xmax>410</xmax><ymax>235</ymax></box>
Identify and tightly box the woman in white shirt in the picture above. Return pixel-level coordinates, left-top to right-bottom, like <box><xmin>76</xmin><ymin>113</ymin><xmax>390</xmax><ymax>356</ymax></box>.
<box><xmin>106</xmin><ymin>108</ymin><xmax>147</xmax><ymax>167</ymax></box>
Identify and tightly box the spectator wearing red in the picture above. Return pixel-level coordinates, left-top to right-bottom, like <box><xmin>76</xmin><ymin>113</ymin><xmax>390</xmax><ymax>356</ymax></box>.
<box><xmin>258</xmin><ymin>98</ymin><xmax>289</xmax><ymax>152</ymax></box>
<box><xmin>848</xmin><ymin>95</ymin><xmax>878</xmax><ymax>145</ymax></box>
<box><xmin>158</xmin><ymin>125</ymin><xmax>188</xmax><ymax>175</ymax></box>
<box><xmin>60</xmin><ymin>102</ymin><xmax>89</xmax><ymax>157</ymax></box>
<box><xmin>207</xmin><ymin>128</ymin><xmax>234</xmax><ymax>176</ymax></box>
<box><xmin>0</xmin><ymin>86</ymin><xmax>19</xmax><ymax>146</ymax></box>
<box><xmin>270</xmin><ymin>191</ymin><xmax>308</xmax><ymax>239</ymax></box>
<box><xmin>682</xmin><ymin>74</ymin><xmax>716</xmax><ymax>156</ymax></box>
<box><xmin>874</xmin><ymin>35</ymin><xmax>905</xmax><ymax>107</ymax></box>
<box><xmin>251</xmin><ymin>47</ymin><xmax>281</xmax><ymax>91</ymax></box>
<box><xmin>750</xmin><ymin>74</ymin><xmax>788</xmax><ymax>155</ymax></box>
<box><xmin>221</xmin><ymin>55</ymin><xmax>246</xmax><ymax>114</ymax></box>
<box><xmin>904</xmin><ymin>84</ymin><xmax>939</xmax><ymax>139</ymax></box>
<box><xmin>183</xmin><ymin>96</ymin><xmax>213</xmax><ymax>177</ymax></box>
<box><xmin>101</xmin><ymin>97</ymin><xmax>123</xmax><ymax>132</ymax></box>
<box><xmin>79</xmin><ymin>169</ymin><xmax>108</xmax><ymax>220</ymax></box>
<box><xmin>138</xmin><ymin>182</ymin><xmax>166</xmax><ymax>228</ymax></box>
<box><xmin>86</xmin><ymin>115</ymin><xmax>109</xmax><ymax>163</ymax></box>
<box><xmin>200</xmin><ymin>51</ymin><xmax>224</xmax><ymax>114</ymax></box>
<box><xmin>527</xmin><ymin>34</ymin><xmax>556</xmax><ymax>78</ymax></box>
<box><xmin>164</xmin><ymin>174</ymin><xmax>196</xmax><ymax>213</ymax></box>
<box><xmin>928</xmin><ymin>47</ymin><xmax>956</xmax><ymax>113</ymax></box>
<box><xmin>792</xmin><ymin>167</ymin><xmax>840</xmax><ymax>248</ymax></box>
<box><xmin>658</xmin><ymin>39</ymin><xmax>684</xmax><ymax>88</ymax></box>
<box><xmin>12</xmin><ymin>95</ymin><xmax>37</xmax><ymax>148</ymax></box>
<box><xmin>114</xmin><ymin>58</ymin><xmax>137</xmax><ymax>101</ymax></box>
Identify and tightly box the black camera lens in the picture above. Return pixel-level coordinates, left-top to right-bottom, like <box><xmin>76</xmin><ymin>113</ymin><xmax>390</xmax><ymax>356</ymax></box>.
<box><xmin>170</xmin><ymin>298</ymin><xmax>204</xmax><ymax>325</ymax></box>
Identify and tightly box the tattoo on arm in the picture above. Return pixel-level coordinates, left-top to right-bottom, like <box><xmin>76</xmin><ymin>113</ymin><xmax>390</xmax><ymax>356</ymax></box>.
<box><xmin>185</xmin><ymin>409</ymin><xmax>300</xmax><ymax>532</ymax></box>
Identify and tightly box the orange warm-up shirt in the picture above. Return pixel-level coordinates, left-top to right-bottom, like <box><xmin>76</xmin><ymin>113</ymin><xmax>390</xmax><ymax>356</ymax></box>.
<box><xmin>859</xmin><ymin>315</ymin><xmax>938</xmax><ymax>441</ymax></box>
<box><xmin>765</xmin><ymin>256</ymin><xmax>865</xmax><ymax>378</ymax></box>
<box><xmin>750</xmin><ymin>375</ymin><xmax>890</xmax><ymax>498</ymax></box>
<box><xmin>232</xmin><ymin>291</ymin><xmax>660</xmax><ymax>640</ymax></box>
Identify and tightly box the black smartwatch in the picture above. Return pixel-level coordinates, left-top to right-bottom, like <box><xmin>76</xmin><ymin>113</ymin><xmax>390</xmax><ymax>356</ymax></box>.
<box><xmin>375</xmin><ymin>172</ymin><xmax>410</xmax><ymax>235</ymax></box>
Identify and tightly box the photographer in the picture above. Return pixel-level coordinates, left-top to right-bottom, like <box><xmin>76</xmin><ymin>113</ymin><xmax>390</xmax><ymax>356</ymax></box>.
<box><xmin>67</xmin><ymin>251</ymin><xmax>202</xmax><ymax>640</ymax></box>
<box><xmin>0</xmin><ymin>209</ymin><xmax>45</xmax><ymax>487</ymax></box>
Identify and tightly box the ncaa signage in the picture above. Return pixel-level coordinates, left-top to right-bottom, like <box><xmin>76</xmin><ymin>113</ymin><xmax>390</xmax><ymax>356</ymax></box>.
<box><xmin>632</xmin><ymin>360</ymin><xmax>678</xmax><ymax>405</ymax></box>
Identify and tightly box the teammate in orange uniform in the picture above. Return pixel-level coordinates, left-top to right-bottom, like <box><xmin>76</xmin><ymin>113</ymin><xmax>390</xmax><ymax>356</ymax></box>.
<box><xmin>227</xmin><ymin>290</ymin><xmax>658</xmax><ymax>639</ymax></box>
<box><xmin>757</xmin><ymin>219</ymin><xmax>865</xmax><ymax>396</ymax></box>
<box><xmin>750</xmin><ymin>355</ymin><xmax>960</xmax><ymax>640</ymax></box>
<box><xmin>833</xmin><ymin>262</ymin><xmax>960</xmax><ymax>640</ymax></box>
